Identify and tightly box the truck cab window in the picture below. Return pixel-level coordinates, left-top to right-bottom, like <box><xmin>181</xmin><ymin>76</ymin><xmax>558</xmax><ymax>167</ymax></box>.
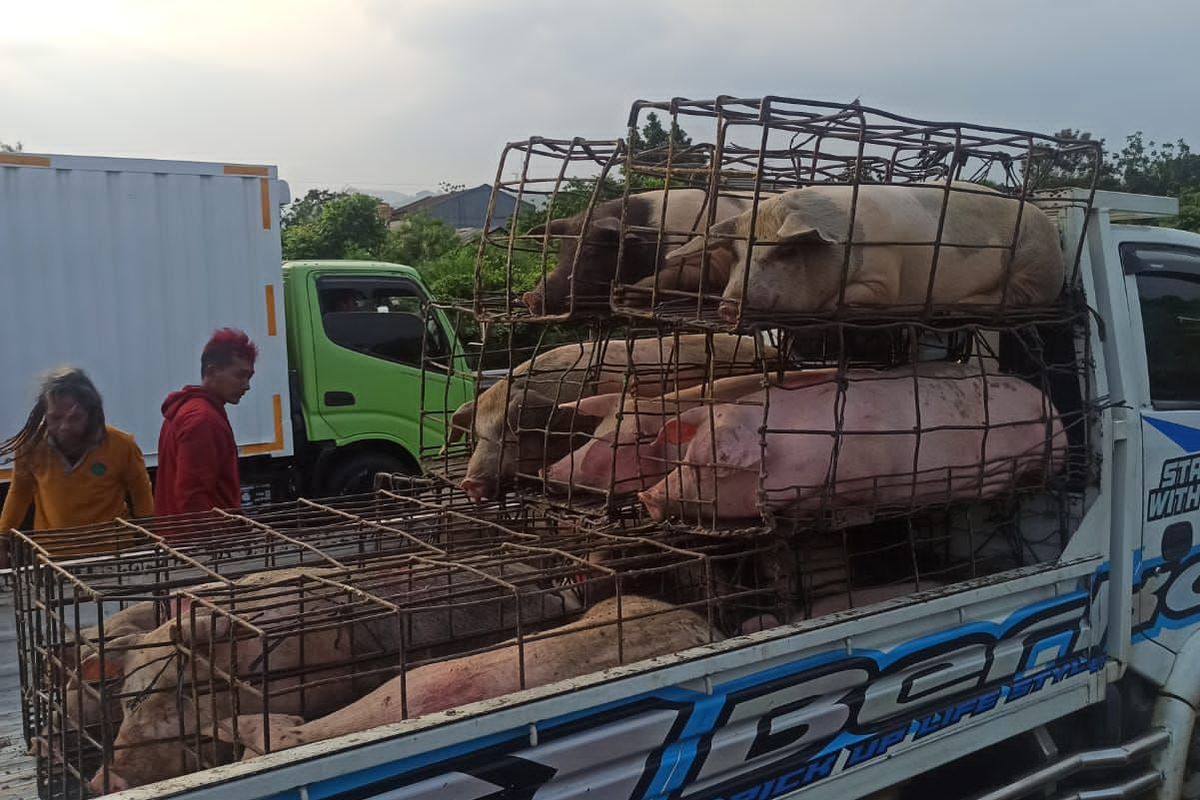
<box><xmin>1124</xmin><ymin>245</ymin><xmax>1200</xmax><ymax>408</ymax></box>
<box><xmin>317</xmin><ymin>279</ymin><xmax>450</xmax><ymax>367</ymax></box>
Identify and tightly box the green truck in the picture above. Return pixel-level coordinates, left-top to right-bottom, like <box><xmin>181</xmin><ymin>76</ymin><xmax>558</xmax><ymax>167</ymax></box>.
<box><xmin>275</xmin><ymin>259</ymin><xmax>475</xmax><ymax>497</ymax></box>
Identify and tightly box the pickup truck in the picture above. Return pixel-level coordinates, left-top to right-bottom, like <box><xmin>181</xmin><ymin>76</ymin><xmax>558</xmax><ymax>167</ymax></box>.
<box><xmin>40</xmin><ymin>188</ymin><xmax>1194</xmax><ymax>800</ymax></box>
<box><xmin>0</xmin><ymin>153</ymin><xmax>475</xmax><ymax>501</ymax></box>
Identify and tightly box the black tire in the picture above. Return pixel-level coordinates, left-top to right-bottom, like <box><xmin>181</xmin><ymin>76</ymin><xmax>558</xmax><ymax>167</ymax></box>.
<box><xmin>321</xmin><ymin>451</ymin><xmax>414</xmax><ymax>497</ymax></box>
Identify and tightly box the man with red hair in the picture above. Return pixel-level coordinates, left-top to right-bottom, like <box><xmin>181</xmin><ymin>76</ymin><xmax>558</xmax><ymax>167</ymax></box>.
<box><xmin>155</xmin><ymin>328</ymin><xmax>258</xmax><ymax>516</ymax></box>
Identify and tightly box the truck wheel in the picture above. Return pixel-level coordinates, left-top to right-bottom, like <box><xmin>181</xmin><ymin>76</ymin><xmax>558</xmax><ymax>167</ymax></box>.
<box><xmin>322</xmin><ymin>452</ymin><xmax>414</xmax><ymax>496</ymax></box>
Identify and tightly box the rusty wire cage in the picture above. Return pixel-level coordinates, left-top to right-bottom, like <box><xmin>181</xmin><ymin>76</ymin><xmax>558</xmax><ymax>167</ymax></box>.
<box><xmin>472</xmin><ymin>136</ymin><xmax>626</xmax><ymax>321</ymax></box>
<box><xmin>609</xmin><ymin>96</ymin><xmax>1103</xmax><ymax>327</ymax></box>
<box><xmin>418</xmin><ymin>305</ymin><xmax>776</xmax><ymax>512</ymax></box>
<box><xmin>419</xmin><ymin>96</ymin><xmax>1100</xmax><ymax>611</ymax></box>
<box><xmin>14</xmin><ymin>485</ymin><xmax>838</xmax><ymax>796</ymax></box>
<box><xmin>13</xmin><ymin>96</ymin><xmax>1107</xmax><ymax>798</ymax></box>
<box><xmin>471</xmin><ymin>98</ymin><xmax>1101</xmax><ymax>327</ymax></box>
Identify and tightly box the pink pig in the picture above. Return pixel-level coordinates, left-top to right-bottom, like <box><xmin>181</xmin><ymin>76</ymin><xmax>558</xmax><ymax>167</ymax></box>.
<box><xmin>638</xmin><ymin>364</ymin><xmax>1065</xmax><ymax>523</ymax></box>
<box><xmin>542</xmin><ymin>370</ymin><xmax>836</xmax><ymax>495</ymax></box>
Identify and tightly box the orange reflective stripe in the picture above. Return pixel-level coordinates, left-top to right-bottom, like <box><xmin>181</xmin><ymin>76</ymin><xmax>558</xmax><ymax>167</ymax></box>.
<box><xmin>223</xmin><ymin>164</ymin><xmax>269</xmax><ymax>176</ymax></box>
<box><xmin>0</xmin><ymin>154</ymin><xmax>50</xmax><ymax>167</ymax></box>
<box><xmin>259</xmin><ymin>178</ymin><xmax>271</xmax><ymax>229</ymax></box>
<box><xmin>264</xmin><ymin>284</ymin><xmax>278</xmax><ymax>336</ymax></box>
<box><xmin>238</xmin><ymin>395</ymin><xmax>285</xmax><ymax>455</ymax></box>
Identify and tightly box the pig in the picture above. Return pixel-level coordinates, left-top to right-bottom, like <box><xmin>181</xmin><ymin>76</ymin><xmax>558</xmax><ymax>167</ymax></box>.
<box><xmin>57</xmin><ymin>567</ymin><xmax>344</xmax><ymax>752</ymax></box>
<box><xmin>87</xmin><ymin>561</ymin><xmax>581</xmax><ymax>793</ymax></box>
<box><xmin>662</xmin><ymin>183</ymin><xmax>1065</xmax><ymax>322</ymax></box>
<box><xmin>220</xmin><ymin>595</ymin><xmax>721</xmax><ymax>758</ymax></box>
<box><xmin>522</xmin><ymin>189</ymin><xmax>755</xmax><ymax>315</ymax></box>
<box><xmin>543</xmin><ymin>370</ymin><xmax>837</xmax><ymax>494</ymax></box>
<box><xmin>450</xmin><ymin>333</ymin><xmax>773</xmax><ymax>501</ymax></box>
<box><xmin>638</xmin><ymin>364</ymin><xmax>1066</xmax><ymax>523</ymax></box>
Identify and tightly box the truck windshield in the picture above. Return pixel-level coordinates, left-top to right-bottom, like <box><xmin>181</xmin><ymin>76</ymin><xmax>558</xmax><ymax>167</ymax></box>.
<box><xmin>316</xmin><ymin>277</ymin><xmax>450</xmax><ymax>366</ymax></box>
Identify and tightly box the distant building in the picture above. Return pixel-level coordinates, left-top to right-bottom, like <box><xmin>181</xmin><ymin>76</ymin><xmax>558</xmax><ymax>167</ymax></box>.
<box><xmin>390</xmin><ymin>184</ymin><xmax>531</xmax><ymax>231</ymax></box>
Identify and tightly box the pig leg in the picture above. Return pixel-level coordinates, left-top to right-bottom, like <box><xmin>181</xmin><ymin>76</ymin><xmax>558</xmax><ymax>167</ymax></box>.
<box><xmin>836</xmin><ymin>271</ymin><xmax>902</xmax><ymax>307</ymax></box>
<box><xmin>218</xmin><ymin>714</ymin><xmax>306</xmax><ymax>759</ymax></box>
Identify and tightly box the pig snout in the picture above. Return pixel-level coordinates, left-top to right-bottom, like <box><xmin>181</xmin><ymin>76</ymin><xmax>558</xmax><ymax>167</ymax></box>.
<box><xmin>638</xmin><ymin>486</ymin><xmax>668</xmax><ymax>522</ymax></box>
<box><xmin>718</xmin><ymin>300</ymin><xmax>740</xmax><ymax>323</ymax></box>
<box><xmin>540</xmin><ymin>457</ymin><xmax>570</xmax><ymax>487</ymax></box>
<box><xmin>522</xmin><ymin>291</ymin><xmax>543</xmax><ymax>315</ymax></box>
<box><xmin>460</xmin><ymin>476</ymin><xmax>493</xmax><ymax>502</ymax></box>
<box><xmin>89</xmin><ymin>768</ymin><xmax>129</xmax><ymax>795</ymax></box>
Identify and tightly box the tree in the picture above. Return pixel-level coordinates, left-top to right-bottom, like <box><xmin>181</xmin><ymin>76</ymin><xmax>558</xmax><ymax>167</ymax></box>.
<box><xmin>629</xmin><ymin>111</ymin><xmax>692</xmax><ymax>151</ymax></box>
<box><xmin>281</xmin><ymin>192</ymin><xmax>386</xmax><ymax>260</ymax></box>
<box><xmin>282</xmin><ymin>188</ymin><xmax>348</xmax><ymax>230</ymax></box>
<box><xmin>1106</xmin><ymin>132</ymin><xmax>1200</xmax><ymax>197</ymax></box>
<box><xmin>0</xmin><ymin>139</ymin><xmax>22</xmax><ymax>153</ymax></box>
<box><xmin>380</xmin><ymin>212</ymin><xmax>460</xmax><ymax>266</ymax></box>
<box><xmin>437</xmin><ymin>181</ymin><xmax>466</xmax><ymax>195</ymax></box>
<box><xmin>1030</xmin><ymin>129</ymin><xmax>1199</xmax><ymax>233</ymax></box>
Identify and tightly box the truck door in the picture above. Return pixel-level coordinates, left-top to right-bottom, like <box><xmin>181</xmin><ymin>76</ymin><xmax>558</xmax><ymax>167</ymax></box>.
<box><xmin>1127</xmin><ymin>242</ymin><xmax>1200</xmax><ymax>644</ymax></box>
<box><xmin>310</xmin><ymin>274</ymin><xmax>472</xmax><ymax>458</ymax></box>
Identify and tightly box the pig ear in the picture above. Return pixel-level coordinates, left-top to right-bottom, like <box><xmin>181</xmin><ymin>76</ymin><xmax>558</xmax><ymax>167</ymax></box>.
<box><xmin>527</xmin><ymin>218</ymin><xmax>574</xmax><ymax>238</ymax></box>
<box><xmin>447</xmin><ymin>400</ymin><xmax>476</xmax><ymax>444</ymax></box>
<box><xmin>560</xmin><ymin>393</ymin><xmax>622</xmax><ymax>420</ymax></box>
<box><xmin>776</xmin><ymin>211</ymin><xmax>842</xmax><ymax>245</ymax></box>
<box><xmin>586</xmin><ymin>217</ymin><xmax>647</xmax><ymax>244</ymax></box>
<box><xmin>661</xmin><ymin>418</ymin><xmax>701</xmax><ymax>446</ymax></box>
<box><xmin>79</xmin><ymin>652</ymin><xmax>124</xmax><ymax>684</ymax></box>
<box><xmin>664</xmin><ymin>218</ymin><xmax>738</xmax><ymax>265</ymax></box>
<box><xmin>507</xmin><ymin>392</ymin><xmax>550</xmax><ymax>432</ymax></box>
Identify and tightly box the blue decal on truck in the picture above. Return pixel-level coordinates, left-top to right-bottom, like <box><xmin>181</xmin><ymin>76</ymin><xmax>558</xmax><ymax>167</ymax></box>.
<box><xmin>257</xmin><ymin>549</ymin><xmax>1200</xmax><ymax>800</ymax></box>
<box><xmin>1145</xmin><ymin>416</ymin><xmax>1200</xmax><ymax>454</ymax></box>
<box><xmin>296</xmin><ymin>581</ymin><xmax>1105</xmax><ymax>800</ymax></box>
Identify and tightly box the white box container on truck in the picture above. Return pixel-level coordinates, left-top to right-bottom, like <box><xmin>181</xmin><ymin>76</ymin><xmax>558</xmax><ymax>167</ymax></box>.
<box><xmin>0</xmin><ymin>152</ymin><xmax>474</xmax><ymax>505</ymax></box>
<box><xmin>18</xmin><ymin>188</ymin><xmax>1200</xmax><ymax>800</ymax></box>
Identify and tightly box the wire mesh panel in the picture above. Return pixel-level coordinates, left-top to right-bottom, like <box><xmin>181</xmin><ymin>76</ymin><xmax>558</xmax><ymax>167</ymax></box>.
<box><xmin>607</xmin><ymin>97</ymin><xmax>1102</xmax><ymax>327</ymax></box>
<box><xmin>472</xmin><ymin>137</ymin><xmax>625</xmax><ymax>321</ymax></box>
<box><xmin>420</xmin><ymin>310</ymin><xmax>777</xmax><ymax>509</ymax></box>
<box><xmin>14</xmin><ymin>488</ymin><xmax>827</xmax><ymax>795</ymax></box>
<box><xmin>13</xmin><ymin>96</ymin><xmax>1109</xmax><ymax>798</ymax></box>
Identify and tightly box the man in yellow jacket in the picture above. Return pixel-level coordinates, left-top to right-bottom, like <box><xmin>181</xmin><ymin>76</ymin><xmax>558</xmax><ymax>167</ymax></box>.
<box><xmin>0</xmin><ymin>368</ymin><xmax>153</xmax><ymax>566</ymax></box>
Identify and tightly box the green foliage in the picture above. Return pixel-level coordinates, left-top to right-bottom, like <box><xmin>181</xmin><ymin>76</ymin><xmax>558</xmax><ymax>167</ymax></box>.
<box><xmin>1035</xmin><ymin>129</ymin><xmax>1200</xmax><ymax>233</ymax></box>
<box><xmin>629</xmin><ymin>111</ymin><xmax>692</xmax><ymax>151</ymax></box>
<box><xmin>1107</xmin><ymin>133</ymin><xmax>1200</xmax><ymax>197</ymax></box>
<box><xmin>381</xmin><ymin>212</ymin><xmax>460</xmax><ymax>266</ymax></box>
<box><xmin>282</xmin><ymin>188</ymin><xmax>347</xmax><ymax>229</ymax></box>
<box><xmin>1164</xmin><ymin>189</ymin><xmax>1200</xmax><ymax>234</ymax></box>
<box><xmin>282</xmin><ymin>193</ymin><xmax>386</xmax><ymax>260</ymax></box>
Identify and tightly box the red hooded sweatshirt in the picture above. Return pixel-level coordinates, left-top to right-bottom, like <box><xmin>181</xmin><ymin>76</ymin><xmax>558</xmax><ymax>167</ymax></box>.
<box><xmin>155</xmin><ymin>387</ymin><xmax>241</xmax><ymax>517</ymax></box>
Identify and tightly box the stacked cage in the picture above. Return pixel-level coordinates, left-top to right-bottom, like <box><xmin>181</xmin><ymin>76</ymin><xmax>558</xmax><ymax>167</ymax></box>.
<box><xmin>14</xmin><ymin>97</ymin><xmax>1105</xmax><ymax>797</ymax></box>
<box><xmin>15</xmin><ymin>484</ymin><xmax>813</xmax><ymax>796</ymax></box>
<box><xmin>421</xmin><ymin>95</ymin><xmax>1102</xmax><ymax>625</ymax></box>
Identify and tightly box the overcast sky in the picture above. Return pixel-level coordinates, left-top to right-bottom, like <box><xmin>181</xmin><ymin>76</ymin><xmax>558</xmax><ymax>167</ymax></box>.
<box><xmin>3</xmin><ymin>0</ymin><xmax>1196</xmax><ymax>200</ymax></box>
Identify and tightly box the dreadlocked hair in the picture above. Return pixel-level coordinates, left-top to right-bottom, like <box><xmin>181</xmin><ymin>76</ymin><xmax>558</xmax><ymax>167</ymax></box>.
<box><xmin>0</xmin><ymin>367</ymin><xmax>106</xmax><ymax>461</ymax></box>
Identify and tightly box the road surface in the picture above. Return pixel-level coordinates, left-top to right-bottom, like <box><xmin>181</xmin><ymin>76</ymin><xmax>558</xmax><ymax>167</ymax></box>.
<box><xmin>0</xmin><ymin>582</ymin><xmax>38</xmax><ymax>798</ymax></box>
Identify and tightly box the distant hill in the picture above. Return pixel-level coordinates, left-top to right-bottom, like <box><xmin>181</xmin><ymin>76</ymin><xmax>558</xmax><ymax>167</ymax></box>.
<box><xmin>345</xmin><ymin>187</ymin><xmax>436</xmax><ymax>208</ymax></box>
